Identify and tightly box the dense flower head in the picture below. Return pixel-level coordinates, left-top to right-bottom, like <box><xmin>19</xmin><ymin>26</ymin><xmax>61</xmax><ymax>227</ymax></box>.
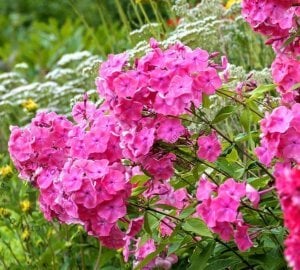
<box><xmin>195</xmin><ymin>177</ymin><xmax>259</xmax><ymax>251</ymax></box>
<box><xmin>274</xmin><ymin>165</ymin><xmax>300</xmax><ymax>269</ymax></box>
<box><xmin>242</xmin><ymin>0</ymin><xmax>300</xmax><ymax>54</ymax></box>
<box><xmin>8</xmin><ymin>108</ymin><xmax>133</xmax><ymax>249</ymax></box>
<box><xmin>255</xmin><ymin>104</ymin><xmax>300</xmax><ymax>166</ymax></box>
<box><xmin>271</xmin><ymin>54</ymin><xmax>300</xmax><ymax>103</ymax></box>
<box><xmin>96</xmin><ymin>39</ymin><xmax>223</xmax><ymax>122</ymax></box>
<box><xmin>8</xmin><ymin>39</ymin><xmax>228</xmax><ymax>253</ymax></box>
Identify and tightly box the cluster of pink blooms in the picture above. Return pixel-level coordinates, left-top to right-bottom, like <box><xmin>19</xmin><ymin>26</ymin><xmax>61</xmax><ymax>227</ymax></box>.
<box><xmin>255</xmin><ymin>104</ymin><xmax>300</xmax><ymax>167</ymax></box>
<box><xmin>257</xmin><ymin>104</ymin><xmax>300</xmax><ymax>269</ymax></box>
<box><xmin>242</xmin><ymin>0</ymin><xmax>300</xmax><ymax>54</ymax></box>
<box><xmin>255</xmin><ymin>94</ymin><xmax>300</xmax><ymax>268</ymax></box>
<box><xmin>242</xmin><ymin>0</ymin><xmax>300</xmax><ymax>104</ymax></box>
<box><xmin>244</xmin><ymin>1</ymin><xmax>300</xmax><ymax>267</ymax></box>
<box><xmin>8</xmin><ymin>39</ymin><xmax>229</xmax><ymax>268</ymax></box>
<box><xmin>8</xmin><ymin>106</ymin><xmax>133</xmax><ymax>249</ymax></box>
<box><xmin>195</xmin><ymin>177</ymin><xmax>259</xmax><ymax>251</ymax></box>
<box><xmin>271</xmin><ymin>54</ymin><xmax>300</xmax><ymax>103</ymax></box>
<box><xmin>274</xmin><ymin>164</ymin><xmax>300</xmax><ymax>269</ymax></box>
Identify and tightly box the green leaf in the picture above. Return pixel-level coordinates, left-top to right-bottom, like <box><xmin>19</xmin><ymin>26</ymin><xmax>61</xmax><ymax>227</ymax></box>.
<box><xmin>248</xmin><ymin>84</ymin><xmax>275</xmax><ymax>100</ymax></box>
<box><xmin>130</xmin><ymin>174</ymin><xmax>151</xmax><ymax>185</ymax></box>
<box><xmin>240</xmin><ymin>108</ymin><xmax>252</xmax><ymax>133</ymax></box>
<box><xmin>188</xmin><ymin>242</ymin><xmax>215</xmax><ymax>270</ymax></box>
<box><xmin>131</xmin><ymin>186</ymin><xmax>147</xmax><ymax>196</ymax></box>
<box><xmin>182</xmin><ymin>218</ymin><xmax>212</xmax><ymax>238</ymax></box>
<box><xmin>212</xmin><ymin>105</ymin><xmax>236</xmax><ymax>124</ymax></box>
<box><xmin>247</xmin><ymin>176</ymin><xmax>270</xmax><ymax>189</ymax></box>
<box><xmin>215</xmin><ymin>157</ymin><xmax>244</xmax><ymax>179</ymax></box>
<box><xmin>202</xmin><ymin>94</ymin><xmax>211</xmax><ymax>109</ymax></box>
<box><xmin>179</xmin><ymin>205</ymin><xmax>196</xmax><ymax>219</ymax></box>
<box><xmin>235</xmin><ymin>132</ymin><xmax>259</xmax><ymax>142</ymax></box>
<box><xmin>155</xmin><ymin>204</ymin><xmax>178</xmax><ymax>211</ymax></box>
<box><xmin>204</xmin><ymin>258</ymin><xmax>240</xmax><ymax>270</ymax></box>
<box><xmin>143</xmin><ymin>212</ymin><xmax>152</xmax><ymax>236</ymax></box>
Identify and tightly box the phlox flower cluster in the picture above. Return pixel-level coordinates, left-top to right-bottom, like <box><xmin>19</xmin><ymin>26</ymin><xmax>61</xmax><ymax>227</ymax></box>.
<box><xmin>8</xmin><ymin>106</ymin><xmax>133</xmax><ymax>249</ymax></box>
<box><xmin>195</xmin><ymin>177</ymin><xmax>260</xmax><ymax>251</ymax></box>
<box><xmin>242</xmin><ymin>0</ymin><xmax>300</xmax><ymax>54</ymax></box>
<box><xmin>242</xmin><ymin>0</ymin><xmax>300</xmax><ymax>104</ymax></box>
<box><xmin>274</xmin><ymin>164</ymin><xmax>300</xmax><ymax>269</ymax></box>
<box><xmin>255</xmin><ymin>104</ymin><xmax>300</xmax><ymax>166</ymax></box>
<box><xmin>271</xmin><ymin>54</ymin><xmax>300</xmax><ymax>103</ymax></box>
<box><xmin>245</xmin><ymin>1</ymin><xmax>300</xmax><ymax>266</ymax></box>
<box><xmin>8</xmin><ymin>39</ymin><xmax>226</xmax><ymax>257</ymax></box>
<box><xmin>95</xmin><ymin>38</ymin><xmax>224</xmax><ymax>190</ymax></box>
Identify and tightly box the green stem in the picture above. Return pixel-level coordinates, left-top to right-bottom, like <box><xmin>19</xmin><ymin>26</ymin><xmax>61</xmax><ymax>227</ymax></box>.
<box><xmin>217</xmin><ymin>89</ymin><xmax>263</xmax><ymax>118</ymax></box>
<box><xmin>129</xmin><ymin>202</ymin><xmax>182</xmax><ymax>222</ymax></box>
<box><xmin>93</xmin><ymin>243</ymin><xmax>102</xmax><ymax>270</ymax></box>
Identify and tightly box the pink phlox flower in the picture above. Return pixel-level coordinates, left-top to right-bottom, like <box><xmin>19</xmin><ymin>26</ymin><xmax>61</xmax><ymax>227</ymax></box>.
<box><xmin>135</xmin><ymin>239</ymin><xmax>156</xmax><ymax>261</ymax></box>
<box><xmin>211</xmin><ymin>222</ymin><xmax>234</xmax><ymax>241</ymax></box>
<box><xmin>212</xmin><ymin>195</ymin><xmax>240</xmax><ymax>223</ymax></box>
<box><xmin>197</xmin><ymin>131</ymin><xmax>221</xmax><ymax>162</ymax></box>
<box><xmin>113</xmin><ymin>71</ymin><xmax>139</xmax><ymax>98</ymax></box>
<box><xmin>246</xmin><ymin>184</ymin><xmax>260</xmax><ymax>208</ymax></box>
<box><xmin>156</xmin><ymin>117</ymin><xmax>186</xmax><ymax>144</ymax></box>
<box><xmin>234</xmin><ymin>224</ymin><xmax>253</xmax><ymax>251</ymax></box>
<box><xmin>102</xmin><ymin>168</ymin><xmax>126</xmax><ymax>194</ymax></box>
<box><xmin>218</xmin><ymin>178</ymin><xmax>246</xmax><ymax>202</ymax></box>
<box><xmin>99</xmin><ymin>52</ymin><xmax>128</xmax><ymax>79</ymax></box>
<box><xmin>100</xmin><ymin>226</ymin><xmax>126</xmax><ymax>249</ymax></box>
<box><xmin>97</xmin><ymin>197</ymin><xmax>126</xmax><ymax>223</ymax></box>
<box><xmin>73</xmin><ymin>179</ymin><xmax>97</xmax><ymax>209</ymax></box>
<box><xmin>193</xmin><ymin>68</ymin><xmax>222</xmax><ymax>95</ymax></box>
<box><xmin>260</xmin><ymin>106</ymin><xmax>293</xmax><ymax>134</ymax></box>
<box><xmin>196</xmin><ymin>176</ymin><xmax>218</xmax><ymax>201</ymax></box>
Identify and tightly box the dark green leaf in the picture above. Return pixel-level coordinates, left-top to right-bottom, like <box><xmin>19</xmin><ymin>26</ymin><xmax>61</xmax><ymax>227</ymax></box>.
<box><xmin>188</xmin><ymin>242</ymin><xmax>215</xmax><ymax>270</ymax></box>
<box><xmin>248</xmin><ymin>84</ymin><xmax>275</xmax><ymax>100</ymax></box>
<box><xmin>212</xmin><ymin>105</ymin><xmax>236</xmax><ymax>124</ymax></box>
<box><xmin>182</xmin><ymin>218</ymin><xmax>212</xmax><ymax>238</ymax></box>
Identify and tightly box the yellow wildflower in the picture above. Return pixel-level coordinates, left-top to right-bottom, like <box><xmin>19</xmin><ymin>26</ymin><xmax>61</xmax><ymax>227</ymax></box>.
<box><xmin>22</xmin><ymin>98</ymin><xmax>38</xmax><ymax>112</ymax></box>
<box><xmin>20</xmin><ymin>199</ymin><xmax>31</xmax><ymax>213</ymax></box>
<box><xmin>225</xmin><ymin>0</ymin><xmax>241</xmax><ymax>9</ymax></box>
<box><xmin>0</xmin><ymin>165</ymin><xmax>13</xmax><ymax>177</ymax></box>
<box><xmin>21</xmin><ymin>228</ymin><xmax>30</xmax><ymax>241</ymax></box>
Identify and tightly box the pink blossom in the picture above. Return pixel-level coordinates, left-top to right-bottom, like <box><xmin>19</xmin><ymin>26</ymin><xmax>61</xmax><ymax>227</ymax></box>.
<box><xmin>196</xmin><ymin>176</ymin><xmax>217</xmax><ymax>201</ymax></box>
<box><xmin>212</xmin><ymin>222</ymin><xmax>233</xmax><ymax>241</ymax></box>
<box><xmin>135</xmin><ymin>239</ymin><xmax>156</xmax><ymax>261</ymax></box>
<box><xmin>218</xmin><ymin>178</ymin><xmax>246</xmax><ymax>202</ymax></box>
<box><xmin>97</xmin><ymin>197</ymin><xmax>126</xmax><ymax>223</ymax></box>
<box><xmin>246</xmin><ymin>184</ymin><xmax>260</xmax><ymax>208</ymax></box>
<box><xmin>260</xmin><ymin>106</ymin><xmax>293</xmax><ymax>134</ymax></box>
<box><xmin>197</xmin><ymin>131</ymin><xmax>222</xmax><ymax>162</ymax></box>
<box><xmin>156</xmin><ymin>117</ymin><xmax>186</xmax><ymax>144</ymax></box>
<box><xmin>234</xmin><ymin>225</ymin><xmax>253</xmax><ymax>251</ymax></box>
